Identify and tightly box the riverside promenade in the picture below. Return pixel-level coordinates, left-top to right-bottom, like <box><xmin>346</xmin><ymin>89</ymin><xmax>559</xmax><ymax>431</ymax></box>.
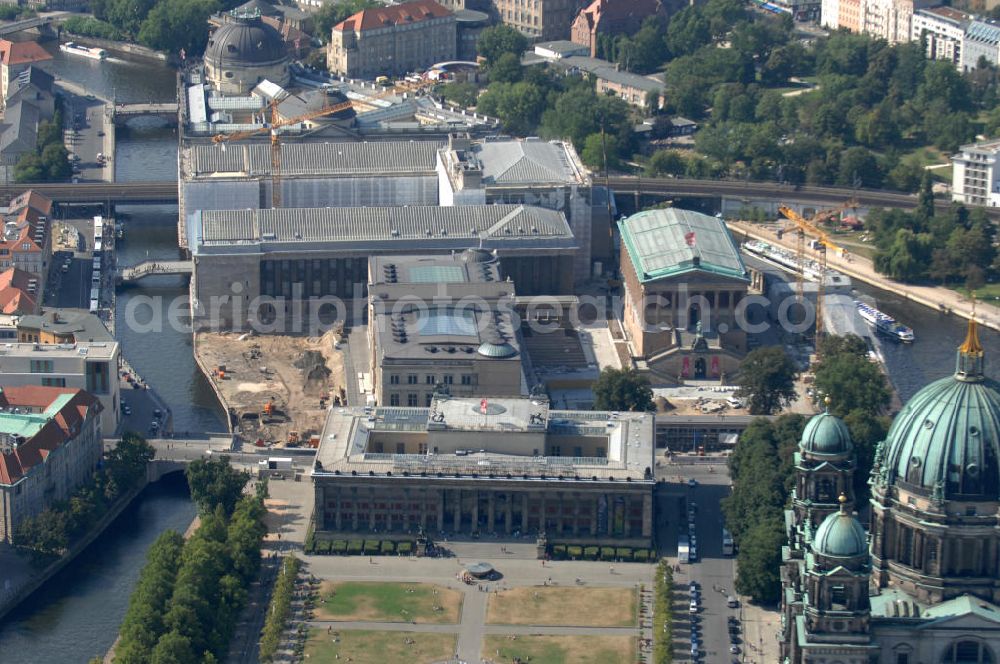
<box><xmin>728</xmin><ymin>220</ymin><xmax>1000</xmax><ymax>332</ymax></box>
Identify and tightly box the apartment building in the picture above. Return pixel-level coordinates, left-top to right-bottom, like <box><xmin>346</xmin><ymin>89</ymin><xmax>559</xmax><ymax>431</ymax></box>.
<box><xmin>570</xmin><ymin>0</ymin><xmax>664</xmax><ymax>57</ymax></box>
<box><xmin>327</xmin><ymin>0</ymin><xmax>456</xmax><ymax>79</ymax></box>
<box><xmin>0</xmin><ymin>386</ymin><xmax>102</xmax><ymax>543</ymax></box>
<box><xmin>492</xmin><ymin>0</ymin><xmax>585</xmax><ymax>40</ymax></box>
<box><xmin>0</xmin><ymin>39</ymin><xmax>50</xmax><ymax>102</ymax></box>
<box><xmin>951</xmin><ymin>139</ymin><xmax>1000</xmax><ymax>207</ymax></box>
<box><xmin>963</xmin><ymin>19</ymin><xmax>1000</xmax><ymax>69</ymax></box>
<box><xmin>0</xmin><ymin>192</ymin><xmax>52</xmax><ymax>294</ymax></box>
<box><xmin>0</xmin><ymin>311</ymin><xmax>119</xmax><ymax>433</ymax></box>
<box><xmin>912</xmin><ymin>6</ymin><xmax>972</xmax><ymax>66</ymax></box>
<box><xmin>822</xmin><ymin>0</ymin><xmax>935</xmax><ymax>44</ymax></box>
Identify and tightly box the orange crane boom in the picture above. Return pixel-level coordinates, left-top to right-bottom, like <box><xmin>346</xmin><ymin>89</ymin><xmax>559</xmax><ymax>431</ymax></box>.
<box><xmin>211</xmin><ymin>80</ymin><xmax>432</xmax><ymax>207</ymax></box>
<box><xmin>778</xmin><ymin>206</ymin><xmax>850</xmax><ymax>349</ymax></box>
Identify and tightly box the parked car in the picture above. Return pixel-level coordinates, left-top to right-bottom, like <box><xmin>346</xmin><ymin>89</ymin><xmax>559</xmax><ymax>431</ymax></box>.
<box><xmin>688</xmin><ymin>478</ymin><xmax>698</xmax><ymax>487</ymax></box>
<box><xmin>727</xmin><ymin>595</ymin><xmax>740</xmax><ymax>608</ymax></box>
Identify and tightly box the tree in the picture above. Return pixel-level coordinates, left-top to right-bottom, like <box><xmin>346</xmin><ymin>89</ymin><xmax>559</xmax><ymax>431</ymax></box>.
<box><xmin>592</xmin><ymin>368</ymin><xmax>653</xmax><ymax>412</ymax></box>
<box><xmin>813</xmin><ymin>335</ymin><xmax>890</xmax><ymax>418</ymax></box>
<box><xmin>734</xmin><ymin>517</ymin><xmax>785</xmax><ymax>603</ymax></box>
<box><xmin>646</xmin><ymin>150</ymin><xmax>687</xmax><ymax>177</ymax></box>
<box><xmin>477</xmin><ymin>24</ymin><xmax>528</xmax><ymax>65</ymax></box>
<box><xmin>184</xmin><ymin>457</ymin><xmax>248</xmax><ymax>516</ymax></box>
<box><xmin>137</xmin><ymin>0</ymin><xmax>219</xmax><ymax>56</ymax></box>
<box><xmin>441</xmin><ymin>81</ymin><xmax>479</xmax><ymax>108</ymax></box>
<box><xmin>149</xmin><ymin>630</ymin><xmax>194</xmax><ymax>664</ymax></box>
<box><xmin>475</xmin><ymin>82</ymin><xmax>546</xmax><ymax>136</ymax></box>
<box><xmin>735</xmin><ymin>347</ymin><xmax>798</xmax><ymax>415</ymax></box>
<box><xmin>580</xmin><ymin>132</ymin><xmax>619</xmax><ymax>171</ymax></box>
<box><xmin>488</xmin><ymin>52</ymin><xmax>522</xmax><ymax>84</ymax></box>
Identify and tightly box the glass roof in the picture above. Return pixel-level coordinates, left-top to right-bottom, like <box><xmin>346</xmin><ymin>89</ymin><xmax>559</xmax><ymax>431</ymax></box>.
<box><xmin>417</xmin><ymin>309</ymin><xmax>479</xmax><ymax>337</ymax></box>
<box><xmin>408</xmin><ymin>265</ymin><xmax>466</xmax><ymax>283</ymax></box>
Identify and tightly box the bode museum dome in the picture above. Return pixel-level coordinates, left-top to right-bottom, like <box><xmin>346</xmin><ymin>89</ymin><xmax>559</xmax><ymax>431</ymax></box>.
<box><xmin>204</xmin><ymin>12</ymin><xmax>290</xmax><ymax>95</ymax></box>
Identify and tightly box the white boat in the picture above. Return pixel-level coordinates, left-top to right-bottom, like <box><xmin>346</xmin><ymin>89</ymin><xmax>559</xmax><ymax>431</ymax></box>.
<box><xmin>60</xmin><ymin>42</ymin><xmax>107</xmax><ymax>61</ymax></box>
<box><xmin>855</xmin><ymin>301</ymin><xmax>914</xmax><ymax>343</ymax></box>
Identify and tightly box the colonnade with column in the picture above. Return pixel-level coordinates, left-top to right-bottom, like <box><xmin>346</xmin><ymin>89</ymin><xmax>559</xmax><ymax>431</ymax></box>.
<box><xmin>316</xmin><ymin>481</ymin><xmax>653</xmax><ymax>542</ymax></box>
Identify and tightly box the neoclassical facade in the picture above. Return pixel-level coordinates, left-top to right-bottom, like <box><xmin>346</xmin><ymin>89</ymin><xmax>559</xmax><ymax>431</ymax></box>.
<box><xmin>782</xmin><ymin>321</ymin><xmax>1000</xmax><ymax>664</ymax></box>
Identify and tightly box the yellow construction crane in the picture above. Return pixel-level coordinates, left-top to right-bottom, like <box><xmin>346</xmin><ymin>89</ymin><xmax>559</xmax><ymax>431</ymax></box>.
<box><xmin>212</xmin><ymin>80</ymin><xmax>431</xmax><ymax>208</ymax></box>
<box><xmin>778</xmin><ymin>205</ymin><xmax>849</xmax><ymax>347</ymax></box>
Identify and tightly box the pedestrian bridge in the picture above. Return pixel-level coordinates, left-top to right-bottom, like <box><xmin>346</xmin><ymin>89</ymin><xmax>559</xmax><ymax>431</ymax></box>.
<box><xmin>110</xmin><ymin>102</ymin><xmax>180</xmax><ymax>125</ymax></box>
<box><xmin>117</xmin><ymin>260</ymin><xmax>193</xmax><ymax>285</ymax></box>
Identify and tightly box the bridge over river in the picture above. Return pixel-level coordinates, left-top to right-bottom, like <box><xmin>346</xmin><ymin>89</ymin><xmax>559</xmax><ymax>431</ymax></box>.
<box><xmin>117</xmin><ymin>259</ymin><xmax>193</xmax><ymax>285</ymax></box>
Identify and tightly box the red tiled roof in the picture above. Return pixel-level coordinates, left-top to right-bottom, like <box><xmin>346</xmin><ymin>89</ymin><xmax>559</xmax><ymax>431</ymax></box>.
<box><xmin>0</xmin><ymin>39</ymin><xmax>52</xmax><ymax>67</ymax></box>
<box><xmin>0</xmin><ymin>268</ymin><xmax>38</xmax><ymax>314</ymax></box>
<box><xmin>578</xmin><ymin>0</ymin><xmax>662</xmax><ymax>29</ymax></box>
<box><xmin>0</xmin><ymin>387</ymin><xmax>101</xmax><ymax>486</ymax></box>
<box><xmin>334</xmin><ymin>0</ymin><xmax>451</xmax><ymax>33</ymax></box>
<box><xmin>8</xmin><ymin>190</ymin><xmax>53</xmax><ymax>217</ymax></box>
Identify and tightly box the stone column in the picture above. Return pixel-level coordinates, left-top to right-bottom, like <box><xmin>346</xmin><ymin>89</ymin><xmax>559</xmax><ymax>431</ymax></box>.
<box><xmin>486</xmin><ymin>491</ymin><xmax>495</xmax><ymax>533</ymax></box>
<box><xmin>471</xmin><ymin>490</ymin><xmax>479</xmax><ymax>532</ymax></box>
<box><xmin>622</xmin><ymin>495</ymin><xmax>631</xmax><ymax>538</ymax></box>
<box><xmin>334</xmin><ymin>488</ymin><xmax>343</xmax><ymax>531</ymax></box>
<box><xmin>572</xmin><ymin>494</ymin><xmax>581</xmax><ymax>536</ymax></box>
<box><xmin>437</xmin><ymin>489</ymin><xmax>445</xmax><ymax>532</ymax></box>
<box><xmin>539</xmin><ymin>493</ymin><xmax>547</xmax><ymax>533</ymax></box>
<box><xmin>591</xmin><ymin>494</ymin><xmax>599</xmax><ymax>535</ymax></box>
<box><xmin>352</xmin><ymin>488</ymin><xmax>359</xmax><ymax>531</ymax></box>
<box><xmin>642</xmin><ymin>493</ymin><xmax>653</xmax><ymax>539</ymax></box>
<box><xmin>505</xmin><ymin>493</ymin><xmax>513</xmax><ymax>535</ymax></box>
<box><xmin>420</xmin><ymin>488</ymin><xmax>429</xmax><ymax>532</ymax></box>
<box><xmin>555</xmin><ymin>493</ymin><xmax>565</xmax><ymax>535</ymax></box>
<box><xmin>369</xmin><ymin>487</ymin><xmax>377</xmax><ymax>531</ymax></box>
<box><xmin>522</xmin><ymin>493</ymin><xmax>529</xmax><ymax>532</ymax></box>
<box><xmin>453</xmin><ymin>488</ymin><xmax>462</xmax><ymax>532</ymax></box>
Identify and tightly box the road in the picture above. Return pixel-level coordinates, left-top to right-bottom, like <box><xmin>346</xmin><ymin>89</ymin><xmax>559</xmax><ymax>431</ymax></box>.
<box><xmin>59</xmin><ymin>90</ymin><xmax>112</xmax><ymax>183</ymax></box>
<box><xmin>657</xmin><ymin>458</ymin><xmax>780</xmax><ymax>663</ymax></box>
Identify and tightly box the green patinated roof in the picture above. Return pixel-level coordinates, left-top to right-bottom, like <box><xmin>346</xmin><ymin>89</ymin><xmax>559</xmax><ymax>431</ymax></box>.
<box><xmin>618</xmin><ymin>208</ymin><xmax>749</xmax><ymax>284</ymax></box>
<box><xmin>920</xmin><ymin>595</ymin><xmax>1000</xmax><ymax>622</ymax></box>
<box><xmin>800</xmin><ymin>412</ymin><xmax>853</xmax><ymax>457</ymax></box>
<box><xmin>813</xmin><ymin>509</ymin><xmax>867</xmax><ymax>558</ymax></box>
<box><xmin>0</xmin><ymin>412</ymin><xmax>49</xmax><ymax>438</ymax></box>
<box><xmin>881</xmin><ymin>373</ymin><xmax>1000</xmax><ymax>499</ymax></box>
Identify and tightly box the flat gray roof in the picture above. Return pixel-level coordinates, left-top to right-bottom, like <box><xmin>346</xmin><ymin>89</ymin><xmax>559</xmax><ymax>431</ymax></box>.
<box><xmin>374</xmin><ymin>305</ymin><xmax>521</xmax><ymax>361</ymax></box>
<box><xmin>186</xmin><ymin>140</ymin><xmax>442</xmax><ymax>178</ymax></box>
<box><xmin>473</xmin><ymin>139</ymin><xmax>586</xmax><ymax>186</ymax></box>
<box><xmin>370</xmin><ymin>252</ymin><xmax>501</xmax><ymax>286</ymax></box>
<box><xmin>196</xmin><ymin>205</ymin><xmax>576</xmax><ymax>252</ymax></box>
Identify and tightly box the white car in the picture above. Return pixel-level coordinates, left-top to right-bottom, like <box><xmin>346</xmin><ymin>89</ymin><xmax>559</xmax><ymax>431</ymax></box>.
<box><xmin>688</xmin><ymin>478</ymin><xmax>698</xmax><ymax>488</ymax></box>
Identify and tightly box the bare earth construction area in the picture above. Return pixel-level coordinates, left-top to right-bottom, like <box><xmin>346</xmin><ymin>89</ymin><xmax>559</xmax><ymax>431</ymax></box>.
<box><xmin>195</xmin><ymin>330</ymin><xmax>346</xmax><ymax>446</ymax></box>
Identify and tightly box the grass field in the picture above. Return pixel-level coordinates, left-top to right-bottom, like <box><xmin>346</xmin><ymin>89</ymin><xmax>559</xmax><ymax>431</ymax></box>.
<box><xmin>306</xmin><ymin>628</ymin><xmax>456</xmax><ymax>663</ymax></box>
<box><xmin>486</xmin><ymin>586</ymin><xmax>637</xmax><ymax>627</ymax></box>
<box><xmin>952</xmin><ymin>282</ymin><xmax>1000</xmax><ymax>303</ymax></box>
<box><xmin>315</xmin><ymin>582</ymin><xmax>462</xmax><ymax>623</ymax></box>
<box><xmin>483</xmin><ymin>635</ymin><xmax>636</xmax><ymax>664</ymax></box>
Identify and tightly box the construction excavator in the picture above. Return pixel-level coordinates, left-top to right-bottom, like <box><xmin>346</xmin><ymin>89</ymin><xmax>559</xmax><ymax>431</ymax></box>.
<box><xmin>777</xmin><ymin>205</ymin><xmax>850</xmax><ymax>347</ymax></box>
<box><xmin>211</xmin><ymin>79</ymin><xmax>433</xmax><ymax>208</ymax></box>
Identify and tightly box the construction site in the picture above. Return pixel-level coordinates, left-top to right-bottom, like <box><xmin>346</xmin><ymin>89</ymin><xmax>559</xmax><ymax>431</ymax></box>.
<box><xmin>195</xmin><ymin>328</ymin><xmax>347</xmax><ymax>449</ymax></box>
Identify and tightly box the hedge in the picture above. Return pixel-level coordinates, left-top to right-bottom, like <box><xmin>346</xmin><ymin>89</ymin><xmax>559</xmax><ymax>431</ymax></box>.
<box><xmin>600</xmin><ymin>546</ymin><xmax>616</xmax><ymax>561</ymax></box>
<box><xmin>616</xmin><ymin>547</ymin><xmax>633</xmax><ymax>562</ymax></box>
<box><xmin>380</xmin><ymin>540</ymin><xmax>395</xmax><ymax>554</ymax></box>
<box><xmin>584</xmin><ymin>546</ymin><xmax>599</xmax><ymax>560</ymax></box>
<box><xmin>653</xmin><ymin>560</ymin><xmax>673</xmax><ymax>663</ymax></box>
<box><xmin>347</xmin><ymin>540</ymin><xmax>364</xmax><ymax>554</ymax></box>
<box><xmin>316</xmin><ymin>539</ymin><xmax>331</xmax><ymax>554</ymax></box>
<box><xmin>259</xmin><ymin>556</ymin><xmax>301</xmax><ymax>662</ymax></box>
<box><xmin>332</xmin><ymin>540</ymin><xmax>347</xmax><ymax>554</ymax></box>
<box><xmin>307</xmin><ymin>538</ymin><xmax>416</xmax><ymax>555</ymax></box>
<box><xmin>552</xmin><ymin>544</ymin><xmax>567</xmax><ymax>560</ymax></box>
<box><xmin>363</xmin><ymin>540</ymin><xmax>380</xmax><ymax>554</ymax></box>
<box><xmin>567</xmin><ymin>545</ymin><xmax>583</xmax><ymax>559</ymax></box>
<box><xmin>397</xmin><ymin>541</ymin><xmax>413</xmax><ymax>555</ymax></box>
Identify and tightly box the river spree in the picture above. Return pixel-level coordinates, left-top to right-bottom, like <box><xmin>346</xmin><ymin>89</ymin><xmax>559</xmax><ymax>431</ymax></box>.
<box><xmin>0</xmin><ymin>475</ymin><xmax>196</xmax><ymax>663</ymax></box>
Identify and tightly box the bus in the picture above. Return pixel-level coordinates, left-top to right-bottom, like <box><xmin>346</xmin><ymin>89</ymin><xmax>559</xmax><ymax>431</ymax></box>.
<box><xmin>722</xmin><ymin>528</ymin><xmax>734</xmax><ymax>556</ymax></box>
<box><xmin>678</xmin><ymin>534</ymin><xmax>690</xmax><ymax>564</ymax></box>
<box><xmin>93</xmin><ymin>216</ymin><xmax>104</xmax><ymax>255</ymax></box>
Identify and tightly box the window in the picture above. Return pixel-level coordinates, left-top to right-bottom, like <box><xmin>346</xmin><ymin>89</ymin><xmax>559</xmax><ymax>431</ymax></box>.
<box><xmin>830</xmin><ymin>584</ymin><xmax>847</xmax><ymax>608</ymax></box>
<box><xmin>461</xmin><ymin>374</ymin><xmax>473</xmax><ymax>385</ymax></box>
<box><xmin>389</xmin><ymin>375</ymin><xmax>400</xmax><ymax>385</ymax></box>
<box><xmin>550</xmin><ymin>446</ymin><xmax>561</xmax><ymax>456</ymax></box>
<box><xmin>418</xmin><ymin>443</ymin><xmax>427</xmax><ymax>454</ymax></box>
<box><xmin>30</xmin><ymin>360</ymin><xmax>53</xmax><ymax>373</ymax></box>
<box><xmin>389</xmin><ymin>393</ymin><xmax>400</xmax><ymax>406</ymax></box>
<box><xmin>443</xmin><ymin>375</ymin><xmax>454</xmax><ymax>385</ymax></box>
<box><xmin>396</xmin><ymin>442</ymin><xmax>405</xmax><ymax>454</ymax></box>
<box><xmin>425</xmin><ymin>394</ymin><xmax>433</xmax><ymax>407</ymax></box>
<box><xmin>896</xmin><ymin>653</ymin><xmax>910</xmax><ymax>664</ymax></box>
<box><xmin>41</xmin><ymin>377</ymin><xmax>66</xmax><ymax>387</ymax></box>
<box><xmin>425</xmin><ymin>375</ymin><xmax>436</xmax><ymax>385</ymax></box>
<box><xmin>407</xmin><ymin>374</ymin><xmax>418</xmax><ymax>385</ymax></box>
<box><xmin>407</xmin><ymin>393</ymin><xmax>418</xmax><ymax>407</ymax></box>
<box><xmin>942</xmin><ymin>640</ymin><xmax>994</xmax><ymax>663</ymax></box>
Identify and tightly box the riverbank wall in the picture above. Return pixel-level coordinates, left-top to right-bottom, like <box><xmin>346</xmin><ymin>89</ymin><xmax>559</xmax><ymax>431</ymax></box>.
<box><xmin>0</xmin><ymin>481</ymin><xmax>147</xmax><ymax>624</ymax></box>
<box><xmin>58</xmin><ymin>34</ymin><xmax>172</xmax><ymax>63</ymax></box>
<box><xmin>728</xmin><ymin>220</ymin><xmax>1000</xmax><ymax>333</ymax></box>
<box><xmin>191</xmin><ymin>331</ymin><xmax>235</xmax><ymax>436</ymax></box>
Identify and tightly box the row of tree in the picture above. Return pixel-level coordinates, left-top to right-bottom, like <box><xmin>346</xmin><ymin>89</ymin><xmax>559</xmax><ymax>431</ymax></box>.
<box><xmin>15</xmin><ymin>105</ymin><xmax>72</xmax><ymax>185</ymax></box>
<box><xmin>258</xmin><ymin>555</ymin><xmax>301</xmax><ymax>662</ymax></box>
<box><xmin>15</xmin><ymin>433</ymin><xmax>155</xmax><ymax>556</ymax></box>
<box><xmin>652</xmin><ymin>560</ymin><xmax>674</xmax><ymax>664</ymax></box>
<box><xmin>722</xmin><ymin>415</ymin><xmax>803</xmax><ymax>604</ymax></box>
<box><xmin>85</xmin><ymin>0</ymin><xmax>232</xmax><ymax>56</ymax></box>
<box><xmin>113</xmin><ymin>458</ymin><xmax>266</xmax><ymax>664</ymax></box>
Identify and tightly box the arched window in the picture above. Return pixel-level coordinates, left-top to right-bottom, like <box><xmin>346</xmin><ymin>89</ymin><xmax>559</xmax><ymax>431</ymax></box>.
<box><xmin>942</xmin><ymin>640</ymin><xmax>994</xmax><ymax>663</ymax></box>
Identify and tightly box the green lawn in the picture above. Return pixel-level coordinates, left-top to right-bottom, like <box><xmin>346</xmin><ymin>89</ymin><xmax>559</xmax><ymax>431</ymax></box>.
<box><xmin>487</xmin><ymin>586</ymin><xmax>637</xmax><ymax>627</ymax></box>
<box><xmin>316</xmin><ymin>581</ymin><xmax>462</xmax><ymax>623</ymax></box>
<box><xmin>306</xmin><ymin>628</ymin><xmax>456</xmax><ymax>663</ymax></box>
<box><xmin>483</xmin><ymin>635</ymin><xmax>636</xmax><ymax>664</ymax></box>
<box><xmin>952</xmin><ymin>282</ymin><xmax>1000</xmax><ymax>304</ymax></box>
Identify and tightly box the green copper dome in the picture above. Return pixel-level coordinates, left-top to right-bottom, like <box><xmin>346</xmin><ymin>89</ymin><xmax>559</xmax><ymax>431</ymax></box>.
<box><xmin>800</xmin><ymin>411</ymin><xmax>853</xmax><ymax>457</ymax></box>
<box><xmin>880</xmin><ymin>320</ymin><xmax>1000</xmax><ymax>500</ymax></box>
<box><xmin>813</xmin><ymin>503</ymin><xmax>868</xmax><ymax>558</ymax></box>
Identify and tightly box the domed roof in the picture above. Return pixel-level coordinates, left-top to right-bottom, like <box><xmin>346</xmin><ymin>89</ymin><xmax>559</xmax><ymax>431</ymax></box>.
<box><xmin>461</xmin><ymin>248</ymin><xmax>496</xmax><ymax>264</ymax></box>
<box><xmin>205</xmin><ymin>16</ymin><xmax>287</xmax><ymax>68</ymax></box>
<box><xmin>813</xmin><ymin>499</ymin><xmax>868</xmax><ymax>558</ymax></box>
<box><xmin>800</xmin><ymin>411</ymin><xmax>853</xmax><ymax>457</ymax></box>
<box><xmin>477</xmin><ymin>340</ymin><xmax>516</xmax><ymax>358</ymax></box>
<box><xmin>880</xmin><ymin>320</ymin><xmax>1000</xmax><ymax>500</ymax></box>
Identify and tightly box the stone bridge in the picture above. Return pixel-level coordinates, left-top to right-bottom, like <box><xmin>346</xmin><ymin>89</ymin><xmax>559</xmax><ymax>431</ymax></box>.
<box><xmin>110</xmin><ymin>102</ymin><xmax>180</xmax><ymax>126</ymax></box>
<box><xmin>117</xmin><ymin>260</ymin><xmax>193</xmax><ymax>285</ymax></box>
